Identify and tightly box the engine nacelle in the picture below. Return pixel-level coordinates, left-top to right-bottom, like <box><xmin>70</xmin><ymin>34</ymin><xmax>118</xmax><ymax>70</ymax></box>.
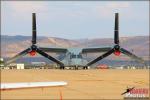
<box><xmin>29</xmin><ymin>50</ymin><xmax>36</xmax><ymax>56</ymax></box>
<box><xmin>114</xmin><ymin>50</ymin><xmax>121</xmax><ymax>56</ymax></box>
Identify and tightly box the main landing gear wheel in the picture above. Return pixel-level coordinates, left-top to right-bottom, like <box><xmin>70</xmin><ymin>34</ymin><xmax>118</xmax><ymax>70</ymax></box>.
<box><xmin>83</xmin><ymin>66</ymin><xmax>88</xmax><ymax>70</ymax></box>
<box><xmin>75</xmin><ymin>66</ymin><xmax>78</xmax><ymax>70</ymax></box>
<box><xmin>60</xmin><ymin>65</ymin><xmax>65</xmax><ymax>69</ymax></box>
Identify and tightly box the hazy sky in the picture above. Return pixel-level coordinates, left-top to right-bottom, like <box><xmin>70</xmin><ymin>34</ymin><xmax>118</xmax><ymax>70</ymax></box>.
<box><xmin>1</xmin><ymin>1</ymin><xmax>149</xmax><ymax>39</ymax></box>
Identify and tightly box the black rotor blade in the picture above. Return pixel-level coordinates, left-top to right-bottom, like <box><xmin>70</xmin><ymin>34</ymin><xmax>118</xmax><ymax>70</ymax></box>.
<box><xmin>5</xmin><ymin>48</ymin><xmax>31</xmax><ymax>65</ymax></box>
<box><xmin>120</xmin><ymin>48</ymin><xmax>145</xmax><ymax>63</ymax></box>
<box><xmin>114</xmin><ymin>13</ymin><xmax>119</xmax><ymax>44</ymax></box>
<box><xmin>39</xmin><ymin>47</ymin><xmax>68</xmax><ymax>53</ymax></box>
<box><xmin>86</xmin><ymin>49</ymin><xmax>114</xmax><ymax>66</ymax></box>
<box><xmin>36</xmin><ymin>48</ymin><xmax>64</xmax><ymax>66</ymax></box>
<box><xmin>32</xmin><ymin>13</ymin><xmax>36</xmax><ymax>44</ymax></box>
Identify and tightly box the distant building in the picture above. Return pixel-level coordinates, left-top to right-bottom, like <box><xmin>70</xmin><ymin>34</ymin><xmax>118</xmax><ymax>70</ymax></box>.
<box><xmin>17</xmin><ymin>64</ymin><xmax>24</xmax><ymax>69</ymax></box>
<box><xmin>31</xmin><ymin>62</ymin><xmax>46</xmax><ymax>66</ymax></box>
<box><xmin>115</xmin><ymin>66</ymin><xmax>124</xmax><ymax>69</ymax></box>
<box><xmin>7</xmin><ymin>63</ymin><xmax>17</xmax><ymax>69</ymax></box>
<box><xmin>6</xmin><ymin>63</ymin><xmax>24</xmax><ymax>69</ymax></box>
<box><xmin>30</xmin><ymin>62</ymin><xmax>46</xmax><ymax>69</ymax></box>
<box><xmin>97</xmin><ymin>64</ymin><xmax>109</xmax><ymax>69</ymax></box>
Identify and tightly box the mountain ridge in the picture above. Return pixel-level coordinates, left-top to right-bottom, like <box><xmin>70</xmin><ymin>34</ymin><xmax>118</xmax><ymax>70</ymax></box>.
<box><xmin>1</xmin><ymin>35</ymin><xmax>149</xmax><ymax>60</ymax></box>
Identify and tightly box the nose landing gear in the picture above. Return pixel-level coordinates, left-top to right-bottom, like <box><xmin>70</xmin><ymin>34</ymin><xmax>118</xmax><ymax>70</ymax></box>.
<box><xmin>60</xmin><ymin>65</ymin><xmax>65</xmax><ymax>69</ymax></box>
<box><xmin>83</xmin><ymin>66</ymin><xmax>88</xmax><ymax>70</ymax></box>
<box><xmin>75</xmin><ymin>65</ymin><xmax>78</xmax><ymax>70</ymax></box>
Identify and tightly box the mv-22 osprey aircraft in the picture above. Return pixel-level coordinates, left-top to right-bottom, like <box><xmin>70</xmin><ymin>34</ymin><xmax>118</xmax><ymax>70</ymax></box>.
<box><xmin>5</xmin><ymin>13</ymin><xmax>145</xmax><ymax>69</ymax></box>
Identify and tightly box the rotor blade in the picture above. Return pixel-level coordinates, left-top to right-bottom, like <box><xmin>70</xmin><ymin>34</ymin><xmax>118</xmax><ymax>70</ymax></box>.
<box><xmin>39</xmin><ymin>47</ymin><xmax>67</xmax><ymax>53</ymax></box>
<box><xmin>114</xmin><ymin>13</ymin><xmax>119</xmax><ymax>44</ymax></box>
<box><xmin>36</xmin><ymin>48</ymin><xmax>64</xmax><ymax>66</ymax></box>
<box><xmin>86</xmin><ymin>49</ymin><xmax>114</xmax><ymax>66</ymax></box>
<box><xmin>120</xmin><ymin>48</ymin><xmax>145</xmax><ymax>63</ymax></box>
<box><xmin>5</xmin><ymin>48</ymin><xmax>31</xmax><ymax>65</ymax></box>
<box><xmin>32</xmin><ymin>13</ymin><xmax>36</xmax><ymax>44</ymax></box>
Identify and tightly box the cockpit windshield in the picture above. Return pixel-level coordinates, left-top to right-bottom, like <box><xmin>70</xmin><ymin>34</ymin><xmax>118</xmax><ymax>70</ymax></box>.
<box><xmin>71</xmin><ymin>54</ymin><xmax>76</xmax><ymax>58</ymax></box>
<box><xmin>70</xmin><ymin>54</ymin><xmax>82</xmax><ymax>59</ymax></box>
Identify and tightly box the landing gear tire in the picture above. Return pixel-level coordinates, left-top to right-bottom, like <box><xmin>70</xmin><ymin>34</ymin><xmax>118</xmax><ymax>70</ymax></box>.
<box><xmin>60</xmin><ymin>65</ymin><xmax>65</xmax><ymax>70</ymax></box>
<box><xmin>75</xmin><ymin>66</ymin><xmax>78</xmax><ymax>70</ymax></box>
<box><xmin>83</xmin><ymin>66</ymin><xmax>88</xmax><ymax>70</ymax></box>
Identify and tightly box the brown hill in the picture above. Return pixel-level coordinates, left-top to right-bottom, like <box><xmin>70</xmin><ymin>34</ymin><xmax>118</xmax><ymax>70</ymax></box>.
<box><xmin>1</xmin><ymin>35</ymin><xmax>149</xmax><ymax>60</ymax></box>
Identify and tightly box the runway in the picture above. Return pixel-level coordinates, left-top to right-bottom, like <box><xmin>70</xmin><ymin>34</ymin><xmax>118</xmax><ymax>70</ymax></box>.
<box><xmin>1</xmin><ymin>69</ymin><xmax>149</xmax><ymax>99</ymax></box>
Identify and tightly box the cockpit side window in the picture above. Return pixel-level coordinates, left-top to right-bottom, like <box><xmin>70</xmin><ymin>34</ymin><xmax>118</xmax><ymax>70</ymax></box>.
<box><xmin>77</xmin><ymin>54</ymin><xmax>82</xmax><ymax>58</ymax></box>
<box><xmin>70</xmin><ymin>54</ymin><xmax>76</xmax><ymax>59</ymax></box>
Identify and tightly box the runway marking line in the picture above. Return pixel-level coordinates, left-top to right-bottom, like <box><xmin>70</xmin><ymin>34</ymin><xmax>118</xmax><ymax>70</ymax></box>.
<box><xmin>59</xmin><ymin>89</ymin><xmax>62</xmax><ymax>100</ymax></box>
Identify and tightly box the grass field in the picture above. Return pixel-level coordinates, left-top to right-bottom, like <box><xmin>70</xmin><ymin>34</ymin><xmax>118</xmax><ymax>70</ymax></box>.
<box><xmin>1</xmin><ymin>69</ymin><xmax>149</xmax><ymax>99</ymax></box>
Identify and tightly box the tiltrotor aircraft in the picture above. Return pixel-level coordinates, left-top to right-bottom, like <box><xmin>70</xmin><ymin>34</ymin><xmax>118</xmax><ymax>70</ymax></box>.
<box><xmin>5</xmin><ymin>13</ymin><xmax>145</xmax><ymax>69</ymax></box>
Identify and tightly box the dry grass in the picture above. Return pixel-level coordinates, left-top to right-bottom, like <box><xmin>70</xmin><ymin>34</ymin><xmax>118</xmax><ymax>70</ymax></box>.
<box><xmin>1</xmin><ymin>69</ymin><xmax>149</xmax><ymax>99</ymax></box>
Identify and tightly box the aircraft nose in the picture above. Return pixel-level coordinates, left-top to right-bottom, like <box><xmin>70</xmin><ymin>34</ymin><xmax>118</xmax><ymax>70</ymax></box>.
<box><xmin>71</xmin><ymin>59</ymin><xmax>82</xmax><ymax>65</ymax></box>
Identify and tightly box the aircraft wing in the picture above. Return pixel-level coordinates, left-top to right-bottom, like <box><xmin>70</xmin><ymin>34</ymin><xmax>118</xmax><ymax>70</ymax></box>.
<box><xmin>82</xmin><ymin>47</ymin><xmax>112</xmax><ymax>53</ymax></box>
<box><xmin>39</xmin><ymin>47</ymin><xmax>68</xmax><ymax>53</ymax></box>
<box><xmin>1</xmin><ymin>81</ymin><xmax>67</xmax><ymax>90</ymax></box>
